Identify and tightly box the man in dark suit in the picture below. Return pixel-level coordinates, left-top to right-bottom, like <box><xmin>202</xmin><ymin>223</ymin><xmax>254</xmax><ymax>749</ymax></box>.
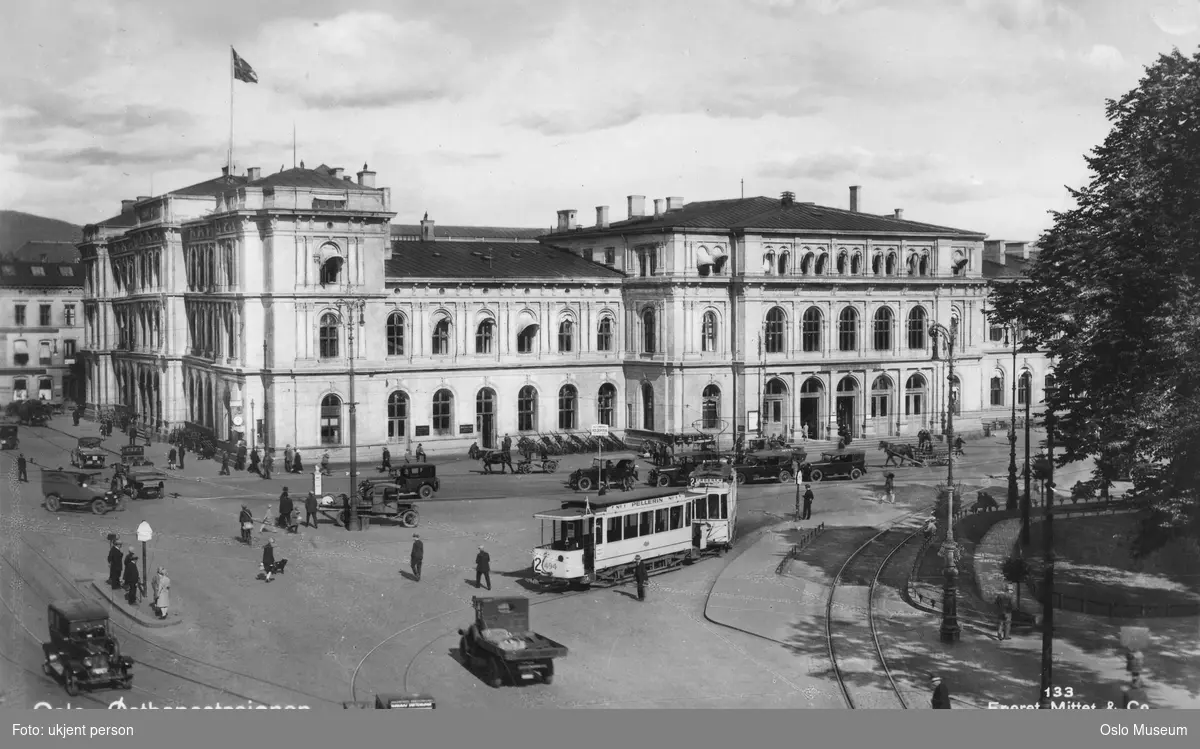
<box><xmin>305</xmin><ymin>492</ymin><xmax>319</xmax><ymax>528</ymax></box>
<box><xmin>634</xmin><ymin>555</ymin><xmax>648</xmax><ymax>601</ymax></box>
<box><xmin>475</xmin><ymin>546</ymin><xmax>491</xmax><ymax>590</ymax></box>
<box><xmin>802</xmin><ymin>485</ymin><xmax>814</xmax><ymax>520</ymax></box>
<box><xmin>930</xmin><ymin>674</ymin><xmax>951</xmax><ymax>708</ymax></box>
<box><xmin>17</xmin><ymin>453</ymin><xmax>28</xmax><ymax>482</ymax></box>
<box><xmin>107</xmin><ymin>537</ymin><xmax>123</xmax><ymax>589</ymax></box>
<box><xmin>410</xmin><ymin>534</ymin><xmax>424</xmax><ymax>581</ymax></box>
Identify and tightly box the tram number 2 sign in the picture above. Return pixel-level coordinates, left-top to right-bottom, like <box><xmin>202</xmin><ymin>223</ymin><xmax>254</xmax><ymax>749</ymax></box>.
<box><xmin>533</xmin><ymin>555</ymin><xmax>558</xmax><ymax>574</ymax></box>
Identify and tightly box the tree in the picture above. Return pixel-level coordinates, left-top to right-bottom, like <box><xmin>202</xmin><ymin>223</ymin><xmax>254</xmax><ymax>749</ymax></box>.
<box><xmin>988</xmin><ymin>48</ymin><xmax>1200</xmax><ymax>559</ymax></box>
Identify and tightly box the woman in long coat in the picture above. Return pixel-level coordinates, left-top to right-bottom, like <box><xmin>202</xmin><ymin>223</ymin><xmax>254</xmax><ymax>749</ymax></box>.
<box><xmin>292</xmin><ymin>450</ymin><xmax>303</xmax><ymax>474</ymax></box>
<box><xmin>249</xmin><ymin>447</ymin><xmax>261</xmax><ymax>475</ymax></box>
<box><xmin>151</xmin><ymin>568</ymin><xmax>170</xmax><ymax>619</ymax></box>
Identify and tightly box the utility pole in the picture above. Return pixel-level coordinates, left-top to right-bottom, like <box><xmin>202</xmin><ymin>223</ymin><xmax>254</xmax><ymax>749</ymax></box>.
<box><xmin>1023</xmin><ymin>381</ymin><xmax>1032</xmax><ymax>545</ymax></box>
<box><xmin>338</xmin><ymin>299</ymin><xmax>366</xmax><ymax>531</ymax></box>
<box><xmin>1038</xmin><ymin>412</ymin><xmax>1057</xmax><ymax>708</ymax></box>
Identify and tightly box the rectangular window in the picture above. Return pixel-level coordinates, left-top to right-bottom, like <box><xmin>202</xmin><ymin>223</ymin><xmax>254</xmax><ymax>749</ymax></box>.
<box><xmin>63</xmin><ymin>339</ymin><xmax>76</xmax><ymax>358</ymax></box>
<box><xmin>59</xmin><ymin>266</ymin><xmax>75</xmax><ymax>277</ymax></box>
<box><xmin>654</xmin><ymin>508</ymin><xmax>667</xmax><ymax>533</ymax></box>
<box><xmin>624</xmin><ymin>513</ymin><xmax>639</xmax><ymax>539</ymax></box>
<box><xmin>685</xmin><ymin>503</ymin><xmax>691</xmax><ymax>526</ymax></box>
<box><xmin>39</xmin><ymin>341</ymin><xmax>52</xmax><ymax>365</ymax></box>
<box><xmin>12</xmin><ymin>339</ymin><xmax>28</xmax><ymax>366</ymax></box>
<box><xmin>694</xmin><ymin>497</ymin><xmax>708</xmax><ymax>520</ymax></box>
<box><xmin>63</xmin><ymin>305</ymin><xmax>76</xmax><ymax>326</ymax></box>
<box><xmin>607</xmin><ymin>517</ymin><xmax>622</xmax><ymax>543</ymax></box>
<box><xmin>604</xmin><ymin>247</ymin><xmax>615</xmax><ymax>266</ymax></box>
<box><xmin>39</xmin><ymin>305</ymin><xmax>51</xmax><ymax>326</ymax></box>
<box><xmin>639</xmin><ymin>511</ymin><xmax>652</xmax><ymax>537</ymax></box>
<box><xmin>31</xmin><ymin>266</ymin><xmax>45</xmax><ymax>276</ymax></box>
<box><xmin>721</xmin><ymin>494</ymin><xmax>728</xmax><ymax>520</ymax></box>
<box><xmin>990</xmin><ymin>377</ymin><xmax>1004</xmax><ymax>407</ymax></box>
<box><xmin>14</xmin><ymin>305</ymin><xmax>26</xmax><ymax>326</ymax></box>
<box><xmin>669</xmin><ymin>505</ymin><xmax>682</xmax><ymax>530</ymax></box>
<box><xmin>708</xmin><ymin>494</ymin><xmax>720</xmax><ymax>519</ymax></box>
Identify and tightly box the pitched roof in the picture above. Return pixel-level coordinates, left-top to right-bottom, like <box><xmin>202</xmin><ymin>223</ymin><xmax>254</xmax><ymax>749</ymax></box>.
<box><xmin>248</xmin><ymin>164</ymin><xmax>381</xmax><ymax>192</ymax></box>
<box><xmin>9</xmin><ymin>240</ymin><xmax>79</xmax><ymax>263</ymax></box>
<box><xmin>385</xmin><ymin>241</ymin><xmax>623</xmax><ymax>281</ymax></box>
<box><xmin>0</xmin><ymin>259</ymin><xmax>84</xmax><ymax>288</ymax></box>
<box><xmin>545</xmin><ymin>196</ymin><xmax>985</xmax><ymax>239</ymax></box>
<box><xmin>391</xmin><ymin>225</ymin><xmax>548</xmax><ymax>241</ymax></box>
<box><xmin>169</xmin><ymin>173</ymin><xmax>249</xmax><ymax>197</ymax></box>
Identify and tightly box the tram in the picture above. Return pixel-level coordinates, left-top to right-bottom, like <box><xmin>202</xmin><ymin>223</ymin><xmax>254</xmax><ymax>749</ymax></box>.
<box><xmin>531</xmin><ymin>463</ymin><xmax>738</xmax><ymax>589</ymax></box>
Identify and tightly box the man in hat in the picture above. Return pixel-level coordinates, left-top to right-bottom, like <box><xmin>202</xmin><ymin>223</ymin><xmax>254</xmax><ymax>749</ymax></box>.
<box><xmin>239</xmin><ymin>505</ymin><xmax>254</xmax><ymax>544</ymax></box>
<box><xmin>802</xmin><ymin>484</ymin><xmax>814</xmax><ymax>520</ymax></box>
<box><xmin>278</xmin><ymin>487</ymin><xmax>293</xmax><ymax>531</ymax></box>
<box><xmin>177</xmin><ymin>443</ymin><xmax>186</xmax><ymax>469</ymax></box>
<box><xmin>381</xmin><ymin>446</ymin><xmax>391</xmax><ymax>474</ymax></box>
<box><xmin>123</xmin><ymin>550</ymin><xmax>141</xmax><ymax>605</ymax></box>
<box><xmin>475</xmin><ymin>545</ymin><xmax>491</xmax><ymax>590</ymax></box>
<box><xmin>634</xmin><ymin>555</ymin><xmax>648</xmax><ymax>601</ymax></box>
<box><xmin>883</xmin><ymin>472</ymin><xmax>896</xmax><ymax>504</ymax></box>
<box><xmin>995</xmin><ymin>583</ymin><xmax>1015</xmax><ymax>640</ymax></box>
<box><xmin>262</xmin><ymin>538</ymin><xmax>276</xmax><ymax>582</ymax></box>
<box><xmin>219</xmin><ymin>450</ymin><xmax>230</xmax><ymax>475</ymax></box>
<box><xmin>410</xmin><ymin>534</ymin><xmax>424</xmax><ymax>581</ymax></box>
<box><xmin>930</xmin><ymin>673</ymin><xmax>951</xmax><ymax>709</ymax></box>
<box><xmin>17</xmin><ymin>453</ymin><xmax>28</xmax><ymax>482</ymax></box>
<box><xmin>284</xmin><ymin>444</ymin><xmax>294</xmax><ymax>474</ymax></box>
<box><xmin>107</xmin><ymin>536</ymin><xmax>123</xmax><ymax>589</ymax></box>
<box><xmin>304</xmin><ymin>491</ymin><xmax>319</xmax><ymax>529</ymax></box>
<box><xmin>151</xmin><ymin>567</ymin><xmax>170</xmax><ymax>619</ymax></box>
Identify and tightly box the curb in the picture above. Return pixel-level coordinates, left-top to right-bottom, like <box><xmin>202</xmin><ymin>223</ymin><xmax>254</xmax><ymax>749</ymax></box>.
<box><xmin>88</xmin><ymin>579</ymin><xmax>181</xmax><ymax>628</ymax></box>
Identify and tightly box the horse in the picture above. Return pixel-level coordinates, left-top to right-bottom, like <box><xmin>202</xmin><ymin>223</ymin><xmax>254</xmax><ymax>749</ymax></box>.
<box><xmin>969</xmin><ymin>491</ymin><xmax>999</xmax><ymax>514</ymax></box>
<box><xmin>879</xmin><ymin>441</ymin><xmax>916</xmax><ymax>467</ymax></box>
<box><xmin>480</xmin><ymin>450</ymin><xmax>514</xmax><ymax>474</ymax></box>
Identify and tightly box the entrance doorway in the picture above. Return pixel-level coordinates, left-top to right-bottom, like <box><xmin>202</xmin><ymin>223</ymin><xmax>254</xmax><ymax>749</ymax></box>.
<box><xmin>763</xmin><ymin>378</ymin><xmax>788</xmax><ymax>438</ymax></box>
<box><xmin>799</xmin><ymin>377</ymin><xmax>823</xmax><ymax>440</ymax></box>
<box><xmin>835</xmin><ymin>376</ymin><xmax>858</xmax><ymax>438</ymax></box>
<box><xmin>476</xmin><ymin>388</ymin><xmax>496</xmax><ymax>448</ymax></box>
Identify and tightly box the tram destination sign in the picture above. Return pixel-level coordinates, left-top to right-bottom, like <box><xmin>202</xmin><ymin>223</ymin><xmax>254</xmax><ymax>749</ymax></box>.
<box><xmin>689</xmin><ymin>476</ymin><xmax>728</xmax><ymax>489</ymax></box>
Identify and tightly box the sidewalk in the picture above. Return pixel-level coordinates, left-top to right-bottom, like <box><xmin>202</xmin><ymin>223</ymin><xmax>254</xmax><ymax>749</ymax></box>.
<box><xmin>89</xmin><ymin>579</ymin><xmax>181</xmax><ymax>629</ymax></box>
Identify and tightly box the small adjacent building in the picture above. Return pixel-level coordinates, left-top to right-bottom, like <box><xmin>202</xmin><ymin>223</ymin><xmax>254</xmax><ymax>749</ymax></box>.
<box><xmin>0</xmin><ymin>258</ymin><xmax>85</xmax><ymax>404</ymax></box>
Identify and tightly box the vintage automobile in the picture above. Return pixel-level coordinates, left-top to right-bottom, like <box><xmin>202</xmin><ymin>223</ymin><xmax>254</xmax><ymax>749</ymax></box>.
<box><xmin>122</xmin><ymin>467</ymin><xmax>169</xmax><ymax>500</ymax></box>
<box><xmin>457</xmin><ymin>596</ymin><xmax>567</xmax><ymax>688</ymax></box>
<box><xmin>733</xmin><ymin>449</ymin><xmax>807</xmax><ymax>484</ymax></box>
<box><xmin>42</xmin><ymin>599</ymin><xmax>134</xmax><ymax>695</ymax></box>
<box><xmin>384</xmin><ymin>463</ymin><xmax>440</xmax><ymax>499</ymax></box>
<box><xmin>348</xmin><ymin>479</ymin><xmax>420</xmax><ymax>527</ymax></box>
<box><xmin>646</xmin><ymin>452</ymin><xmax>721</xmax><ymax>487</ymax></box>
<box><xmin>42</xmin><ymin>469</ymin><xmax>126</xmax><ymax>515</ymax></box>
<box><xmin>70</xmin><ymin>437</ymin><xmax>107</xmax><ymax>469</ymax></box>
<box><xmin>0</xmin><ymin>423</ymin><xmax>17</xmax><ymax>450</ymax></box>
<box><xmin>799</xmin><ymin>449</ymin><xmax>868</xmax><ymax>482</ymax></box>
<box><xmin>119</xmin><ymin>444</ymin><xmax>153</xmax><ymax>467</ymax></box>
<box><xmin>568</xmin><ymin>456</ymin><xmax>639</xmax><ymax>492</ymax></box>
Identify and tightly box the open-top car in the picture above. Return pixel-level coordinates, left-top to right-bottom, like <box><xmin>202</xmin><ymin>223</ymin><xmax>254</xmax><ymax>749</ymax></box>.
<box><xmin>734</xmin><ymin>448</ymin><xmax>806</xmax><ymax>484</ymax></box>
<box><xmin>0</xmin><ymin>423</ymin><xmax>17</xmax><ymax>450</ymax></box>
<box><xmin>42</xmin><ymin>599</ymin><xmax>134</xmax><ymax>695</ymax></box>
<box><xmin>122</xmin><ymin>467</ymin><xmax>169</xmax><ymax>500</ymax></box>
<box><xmin>71</xmin><ymin>437</ymin><xmax>107</xmax><ymax>469</ymax></box>
<box><xmin>568</xmin><ymin>456</ymin><xmax>639</xmax><ymax>492</ymax></box>
<box><xmin>42</xmin><ymin>469</ymin><xmax>125</xmax><ymax>515</ymax></box>
<box><xmin>384</xmin><ymin>463</ymin><xmax>440</xmax><ymax>499</ymax></box>
<box><xmin>799</xmin><ymin>449</ymin><xmax>868</xmax><ymax>482</ymax></box>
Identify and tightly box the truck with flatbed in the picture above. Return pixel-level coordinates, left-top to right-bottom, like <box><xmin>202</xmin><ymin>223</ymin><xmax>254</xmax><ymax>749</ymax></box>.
<box><xmin>457</xmin><ymin>596</ymin><xmax>568</xmax><ymax>688</ymax></box>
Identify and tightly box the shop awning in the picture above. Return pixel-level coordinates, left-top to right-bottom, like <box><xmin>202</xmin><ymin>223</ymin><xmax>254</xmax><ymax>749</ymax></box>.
<box><xmin>13</xmin><ymin>340</ymin><xmax>28</xmax><ymax>354</ymax></box>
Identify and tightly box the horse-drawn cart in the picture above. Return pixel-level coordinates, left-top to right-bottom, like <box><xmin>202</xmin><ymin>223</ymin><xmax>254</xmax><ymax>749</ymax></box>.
<box><xmin>878</xmin><ymin>439</ymin><xmax>949</xmax><ymax>468</ymax></box>
<box><xmin>516</xmin><ymin>457</ymin><xmax>558</xmax><ymax>474</ymax></box>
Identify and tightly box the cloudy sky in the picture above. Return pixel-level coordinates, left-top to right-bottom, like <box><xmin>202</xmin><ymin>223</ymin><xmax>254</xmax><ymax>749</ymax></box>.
<box><xmin>3</xmin><ymin>0</ymin><xmax>1200</xmax><ymax>240</ymax></box>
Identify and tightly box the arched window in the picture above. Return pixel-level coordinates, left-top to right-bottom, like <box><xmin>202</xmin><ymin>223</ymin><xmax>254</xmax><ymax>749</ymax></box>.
<box><xmin>558</xmin><ymin>319</ymin><xmax>574</xmax><ymax>352</ymax></box>
<box><xmin>885</xmin><ymin>253</ymin><xmax>897</xmax><ymax>275</ymax></box>
<box><xmin>905</xmin><ymin>374</ymin><xmax>926</xmax><ymax>416</ymax></box>
<box><xmin>836</xmin><ymin>252</ymin><xmax>847</xmax><ymax>275</ymax></box>
<box><xmin>800</xmin><ymin>253</ymin><xmax>814</xmax><ymax>275</ymax></box>
<box><xmin>476</xmin><ymin>319</ymin><xmax>494</xmax><ymax>354</ymax></box>
<box><xmin>597</xmin><ymin>383</ymin><xmax>616</xmax><ymax>426</ymax></box>
<box><xmin>1018</xmin><ymin>372</ymin><xmax>1032</xmax><ymax>405</ymax></box>
<box><xmin>851</xmin><ymin>253</ymin><xmax>862</xmax><ymax>275</ymax></box>
<box><xmin>1044</xmin><ymin>373</ymin><xmax>1056</xmax><ymax>401</ymax></box>
<box><xmin>319</xmin><ymin>244</ymin><xmax>343</xmax><ymax>285</ymax></box>
<box><xmin>838</xmin><ymin>307</ymin><xmax>858</xmax><ymax>351</ymax></box>
<box><xmin>320</xmin><ymin>394</ymin><xmax>341</xmax><ymax>445</ymax></box>
<box><xmin>907</xmin><ymin>307</ymin><xmax>927</xmax><ymax>349</ymax></box>
<box><xmin>596</xmin><ymin>316</ymin><xmax>613</xmax><ymax>351</ymax></box>
<box><xmin>918</xmin><ymin>253</ymin><xmax>929</xmax><ymax>276</ymax></box>
<box><xmin>777</xmin><ymin>251</ymin><xmax>790</xmax><ymax>275</ymax></box>
<box><xmin>642</xmin><ymin>308</ymin><xmax>656</xmax><ymax>353</ymax></box>
<box><xmin>870</xmin><ymin>375</ymin><xmax>892</xmax><ymax>418</ymax></box>
<box><xmin>432</xmin><ymin>389</ymin><xmax>453</xmax><ymax>434</ymax></box>
<box><xmin>518</xmin><ymin>386</ymin><xmax>538</xmax><ymax>431</ymax></box>
<box><xmin>476</xmin><ymin>388</ymin><xmax>496</xmax><ymax>446</ymax></box>
<box><xmin>906</xmin><ymin>254</ymin><xmax>917</xmax><ymax>276</ymax></box>
<box><xmin>432</xmin><ymin>318</ymin><xmax>450</xmax><ymax>355</ymax></box>
<box><xmin>815</xmin><ymin>254</ymin><xmax>827</xmax><ymax>275</ymax></box>
<box><xmin>801</xmin><ymin>307</ymin><xmax>822</xmax><ymax>352</ymax></box>
<box><xmin>701</xmin><ymin>311</ymin><xmax>718</xmax><ymax>352</ymax></box>
<box><xmin>873</xmin><ymin>307</ymin><xmax>893</xmax><ymax>351</ymax></box>
<box><xmin>764</xmin><ymin>307</ymin><xmax>786</xmax><ymax>353</ymax></box>
<box><xmin>702</xmin><ymin>384</ymin><xmax>721</xmax><ymax>429</ymax></box>
<box><xmin>990</xmin><ymin>372</ymin><xmax>1005</xmax><ymax>407</ymax></box>
<box><xmin>872</xmin><ymin>254</ymin><xmax>882</xmax><ymax>275</ymax></box>
<box><xmin>763</xmin><ymin>250</ymin><xmax>776</xmax><ymax>274</ymax></box>
<box><xmin>948</xmin><ymin>374</ymin><xmax>962</xmax><ymax>415</ymax></box>
<box><xmin>642</xmin><ymin>382</ymin><xmax>655</xmax><ymax>431</ymax></box>
<box><xmin>558</xmin><ymin>385</ymin><xmax>578</xmax><ymax>430</ymax></box>
<box><xmin>319</xmin><ymin>313</ymin><xmax>339</xmax><ymax>358</ymax></box>
<box><xmin>387</xmin><ymin>391</ymin><xmax>408</xmax><ymax>440</ymax></box>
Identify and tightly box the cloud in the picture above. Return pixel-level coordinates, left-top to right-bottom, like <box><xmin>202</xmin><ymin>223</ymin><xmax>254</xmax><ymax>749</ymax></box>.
<box><xmin>1081</xmin><ymin>43</ymin><xmax>1125</xmax><ymax>70</ymax></box>
<box><xmin>915</xmin><ymin>177</ymin><xmax>1003</xmax><ymax>205</ymax></box>
<box><xmin>761</xmin><ymin>149</ymin><xmax>943</xmax><ymax>181</ymax></box>
<box><xmin>256</xmin><ymin>12</ymin><xmax>476</xmax><ymax>109</ymax></box>
<box><xmin>18</xmin><ymin>143</ymin><xmax>216</xmax><ymax>169</ymax></box>
<box><xmin>0</xmin><ymin>87</ymin><xmax>194</xmax><ymax>146</ymax></box>
<box><xmin>1150</xmin><ymin>0</ymin><xmax>1200</xmax><ymax>35</ymax></box>
<box><xmin>964</xmin><ymin>0</ymin><xmax>1083</xmax><ymax>33</ymax></box>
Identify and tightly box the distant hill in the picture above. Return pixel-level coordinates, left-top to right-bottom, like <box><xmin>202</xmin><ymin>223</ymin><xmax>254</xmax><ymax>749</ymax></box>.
<box><xmin>0</xmin><ymin>210</ymin><xmax>82</xmax><ymax>258</ymax></box>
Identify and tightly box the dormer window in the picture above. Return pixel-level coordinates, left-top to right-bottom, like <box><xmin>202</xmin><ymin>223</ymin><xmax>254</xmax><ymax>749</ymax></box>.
<box><xmin>30</xmin><ymin>266</ymin><xmax>45</xmax><ymax>276</ymax></box>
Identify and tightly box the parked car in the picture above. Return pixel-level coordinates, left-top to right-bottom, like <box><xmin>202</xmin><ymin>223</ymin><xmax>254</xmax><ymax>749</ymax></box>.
<box><xmin>734</xmin><ymin>449</ymin><xmax>807</xmax><ymax>484</ymax></box>
<box><xmin>798</xmin><ymin>450</ymin><xmax>868</xmax><ymax>482</ymax></box>
<box><xmin>70</xmin><ymin>437</ymin><xmax>107</xmax><ymax>469</ymax></box>
<box><xmin>569</xmin><ymin>456</ymin><xmax>639</xmax><ymax>492</ymax></box>
<box><xmin>0</xmin><ymin>423</ymin><xmax>17</xmax><ymax>450</ymax></box>
<box><xmin>121</xmin><ymin>467</ymin><xmax>169</xmax><ymax>500</ymax></box>
<box><xmin>41</xmin><ymin>469</ymin><xmax>125</xmax><ymax>515</ymax></box>
<box><xmin>42</xmin><ymin>599</ymin><xmax>134</xmax><ymax>695</ymax></box>
<box><xmin>646</xmin><ymin>452</ymin><xmax>721</xmax><ymax>487</ymax></box>
<box><xmin>386</xmin><ymin>463</ymin><xmax>440</xmax><ymax>499</ymax></box>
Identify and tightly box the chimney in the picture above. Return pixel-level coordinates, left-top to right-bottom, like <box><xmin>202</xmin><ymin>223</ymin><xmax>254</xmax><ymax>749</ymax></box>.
<box><xmin>221</xmin><ymin>166</ymin><xmax>230</xmax><ymax>177</ymax></box>
<box><xmin>596</xmin><ymin>206</ymin><xmax>610</xmax><ymax>229</ymax></box>
<box><xmin>357</xmin><ymin>163</ymin><xmax>376</xmax><ymax>188</ymax></box>
<box><xmin>332</xmin><ymin>167</ymin><xmax>344</xmax><ymax>180</ymax></box>
<box><xmin>653</xmin><ymin>199</ymin><xmax>664</xmax><ymax>218</ymax></box>
<box><xmin>985</xmin><ymin>240</ymin><xmax>1006</xmax><ymax>266</ymax></box>
<box><xmin>121</xmin><ymin>200</ymin><xmax>136</xmax><ymax>213</ymax></box>
<box><xmin>420</xmin><ymin>216</ymin><xmax>435</xmax><ymax>241</ymax></box>
<box><xmin>556</xmin><ymin>209</ymin><xmax>577</xmax><ymax>232</ymax></box>
<box><xmin>666</xmin><ymin>196</ymin><xmax>684</xmax><ymax>211</ymax></box>
<box><xmin>780</xmin><ymin>191</ymin><xmax>795</xmax><ymax>207</ymax></box>
<box><xmin>247</xmin><ymin>167</ymin><xmax>261</xmax><ymax>181</ymax></box>
<box><xmin>893</xmin><ymin>208</ymin><xmax>903</xmax><ymax>220</ymax></box>
<box><xmin>627</xmin><ymin>195</ymin><xmax>646</xmax><ymax>219</ymax></box>
<box><xmin>849</xmin><ymin>185</ymin><xmax>862</xmax><ymax>212</ymax></box>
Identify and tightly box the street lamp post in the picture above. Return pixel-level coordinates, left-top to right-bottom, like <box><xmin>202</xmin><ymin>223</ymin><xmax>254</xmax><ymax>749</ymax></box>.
<box><xmin>929</xmin><ymin>318</ymin><xmax>961</xmax><ymax>644</ymax></box>
<box><xmin>1023</xmin><ymin>379</ymin><xmax>1032</xmax><ymax>545</ymax></box>
<box><xmin>1005</xmin><ymin>328</ymin><xmax>1020</xmax><ymax>512</ymax></box>
<box><xmin>1038</xmin><ymin>411</ymin><xmax>1057</xmax><ymax>708</ymax></box>
<box><xmin>336</xmin><ymin>299</ymin><xmax>366</xmax><ymax>532</ymax></box>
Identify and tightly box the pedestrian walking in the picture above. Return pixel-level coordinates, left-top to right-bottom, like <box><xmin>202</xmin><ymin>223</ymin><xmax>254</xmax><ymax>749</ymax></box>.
<box><xmin>262</xmin><ymin>449</ymin><xmax>273</xmax><ymax>480</ymax></box>
<box><xmin>415</xmin><ymin>444</ymin><xmax>426</xmax><ymax>463</ymax></box>
<box><xmin>284</xmin><ymin>445</ymin><xmax>294</xmax><ymax>473</ymax></box>
<box><xmin>292</xmin><ymin>450</ymin><xmax>303</xmax><ymax>474</ymax></box>
<box><xmin>239</xmin><ymin>505</ymin><xmax>254</xmax><ymax>544</ymax></box>
<box><xmin>995</xmin><ymin>584</ymin><xmax>1014</xmax><ymax>640</ymax></box>
<box><xmin>219</xmin><ymin>451</ymin><xmax>230</xmax><ymax>475</ymax></box>
<box><xmin>235</xmin><ymin>443</ymin><xmax>246</xmax><ymax>471</ymax></box>
<box><xmin>502</xmin><ymin>433</ymin><xmax>512</xmax><ymax>453</ymax></box>
<box><xmin>930</xmin><ymin>674</ymin><xmax>951</xmax><ymax>709</ymax></box>
<box><xmin>381</xmin><ymin>446</ymin><xmax>391</xmax><ymax>473</ymax></box>
<box><xmin>249</xmin><ymin>447</ymin><xmax>261</xmax><ymax>476</ymax></box>
<box><xmin>168</xmin><ymin>448</ymin><xmax>178</xmax><ymax>470</ymax></box>
<box><xmin>107</xmin><ymin>537</ymin><xmax>123</xmax><ymax>589</ymax></box>
<box><xmin>278</xmin><ymin>488</ymin><xmax>293</xmax><ymax>531</ymax></box>
<box><xmin>262</xmin><ymin>538</ymin><xmax>276</xmax><ymax>582</ymax></box>
<box><xmin>17</xmin><ymin>453</ymin><xmax>28</xmax><ymax>482</ymax></box>
<box><xmin>177</xmin><ymin>444</ymin><xmax>186</xmax><ymax>469</ymax></box>
<box><xmin>128</xmin><ymin>425</ymin><xmax>138</xmax><ymax>447</ymax></box>
<box><xmin>143</xmin><ymin>426</ymin><xmax>152</xmax><ymax>447</ymax></box>
<box><xmin>151</xmin><ymin>567</ymin><xmax>170</xmax><ymax>619</ymax></box>
<box><xmin>410</xmin><ymin>534</ymin><xmax>424</xmax><ymax>581</ymax></box>
<box><xmin>475</xmin><ymin>546</ymin><xmax>491</xmax><ymax>590</ymax></box>
<box><xmin>123</xmin><ymin>551</ymin><xmax>140</xmax><ymax>605</ymax></box>
<box><xmin>72</xmin><ymin>408</ymin><xmax>81</xmax><ymax>427</ymax></box>
<box><xmin>883</xmin><ymin>472</ymin><xmax>896</xmax><ymax>504</ymax></box>
<box><xmin>634</xmin><ymin>555</ymin><xmax>648</xmax><ymax>601</ymax></box>
<box><xmin>954</xmin><ymin>436</ymin><xmax>965</xmax><ymax>456</ymax></box>
<box><xmin>341</xmin><ymin>492</ymin><xmax>352</xmax><ymax>529</ymax></box>
<box><xmin>802</xmin><ymin>485</ymin><xmax>814</xmax><ymax>520</ymax></box>
<box><xmin>320</xmin><ymin>452</ymin><xmax>331</xmax><ymax>476</ymax></box>
<box><xmin>304</xmin><ymin>491</ymin><xmax>318</xmax><ymax>528</ymax></box>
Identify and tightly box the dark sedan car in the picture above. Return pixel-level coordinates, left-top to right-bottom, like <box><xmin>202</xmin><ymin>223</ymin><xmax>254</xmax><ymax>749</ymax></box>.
<box><xmin>799</xmin><ymin>450</ymin><xmax>867</xmax><ymax>482</ymax></box>
<box><xmin>733</xmin><ymin>449</ymin><xmax>806</xmax><ymax>484</ymax></box>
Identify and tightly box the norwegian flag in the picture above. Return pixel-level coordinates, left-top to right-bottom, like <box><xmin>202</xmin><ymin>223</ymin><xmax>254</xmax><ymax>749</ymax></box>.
<box><xmin>232</xmin><ymin>48</ymin><xmax>258</xmax><ymax>84</ymax></box>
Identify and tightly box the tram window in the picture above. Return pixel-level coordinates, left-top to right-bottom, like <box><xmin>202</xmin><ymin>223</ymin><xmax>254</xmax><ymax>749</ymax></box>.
<box><xmin>708</xmin><ymin>494</ymin><xmax>720</xmax><ymax>519</ymax></box>
<box><xmin>624</xmin><ymin>513</ymin><xmax>639</xmax><ymax>539</ymax></box>
<box><xmin>639</xmin><ymin>511</ymin><xmax>652</xmax><ymax>536</ymax></box>
<box><xmin>694</xmin><ymin>497</ymin><xmax>707</xmax><ymax>520</ymax></box>
<box><xmin>654</xmin><ymin>508</ymin><xmax>667</xmax><ymax>533</ymax></box>
<box><xmin>685</xmin><ymin>503</ymin><xmax>691</xmax><ymax>525</ymax></box>
<box><xmin>607</xmin><ymin>517</ymin><xmax>622</xmax><ymax>543</ymax></box>
<box><xmin>595</xmin><ymin>523</ymin><xmax>603</xmax><ymax>545</ymax></box>
<box><xmin>721</xmin><ymin>494</ymin><xmax>728</xmax><ymax>519</ymax></box>
<box><xmin>669</xmin><ymin>505</ymin><xmax>682</xmax><ymax>530</ymax></box>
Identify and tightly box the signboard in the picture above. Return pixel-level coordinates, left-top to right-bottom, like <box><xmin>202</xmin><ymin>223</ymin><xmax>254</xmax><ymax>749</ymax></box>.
<box><xmin>746</xmin><ymin>411</ymin><xmax>760</xmax><ymax>434</ymax></box>
<box><xmin>414</xmin><ymin>425</ymin><xmax>430</xmax><ymax>437</ymax></box>
<box><xmin>589</xmin><ymin>424</ymin><xmax>610</xmax><ymax>437</ymax></box>
<box><xmin>459</xmin><ymin>424</ymin><xmax>474</xmax><ymax>434</ymax></box>
<box><xmin>375</xmin><ymin>694</ymin><xmax>436</xmax><ymax>709</ymax></box>
<box><xmin>136</xmin><ymin>522</ymin><xmax>153</xmax><ymax>542</ymax></box>
<box><xmin>689</xmin><ymin>476</ymin><xmax>728</xmax><ymax>489</ymax></box>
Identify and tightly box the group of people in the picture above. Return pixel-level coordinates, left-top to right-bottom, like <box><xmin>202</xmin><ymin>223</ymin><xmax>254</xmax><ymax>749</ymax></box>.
<box><xmin>105</xmin><ymin>536</ymin><xmax>169</xmax><ymax>618</ymax></box>
<box><xmin>402</xmin><ymin>536</ymin><xmax>490</xmax><ymax>590</ymax></box>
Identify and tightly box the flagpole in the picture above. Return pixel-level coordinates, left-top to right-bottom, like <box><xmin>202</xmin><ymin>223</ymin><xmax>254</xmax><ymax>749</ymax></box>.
<box><xmin>229</xmin><ymin>46</ymin><xmax>235</xmax><ymax>176</ymax></box>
